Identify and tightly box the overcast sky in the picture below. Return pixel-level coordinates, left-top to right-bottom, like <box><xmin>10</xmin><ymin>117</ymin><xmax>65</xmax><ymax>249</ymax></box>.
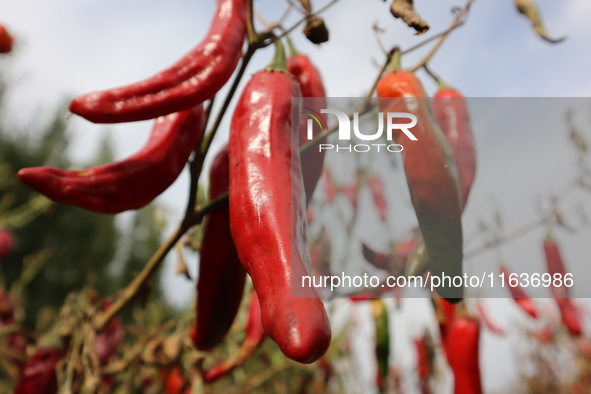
<box><xmin>1</xmin><ymin>0</ymin><xmax>590</xmax><ymax>393</ymax></box>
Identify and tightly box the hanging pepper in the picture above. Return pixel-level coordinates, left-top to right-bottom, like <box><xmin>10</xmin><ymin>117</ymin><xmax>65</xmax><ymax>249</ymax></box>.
<box><xmin>377</xmin><ymin>49</ymin><xmax>463</xmax><ymax>301</ymax></box>
<box><xmin>194</xmin><ymin>145</ymin><xmax>247</xmax><ymax>351</ymax></box>
<box><xmin>476</xmin><ymin>302</ymin><xmax>506</xmax><ymax>336</ymax></box>
<box><xmin>500</xmin><ymin>265</ymin><xmax>538</xmax><ymax>319</ymax></box>
<box><xmin>0</xmin><ymin>229</ymin><xmax>15</xmax><ymax>260</ymax></box>
<box><xmin>18</xmin><ymin>105</ymin><xmax>205</xmax><ymax>214</ymax></box>
<box><xmin>432</xmin><ymin>81</ymin><xmax>477</xmax><ymax>208</ymax></box>
<box><xmin>13</xmin><ymin>333</ymin><xmax>65</xmax><ymax>394</ymax></box>
<box><xmin>543</xmin><ymin>236</ymin><xmax>582</xmax><ymax>335</ymax></box>
<box><xmin>442</xmin><ymin>311</ymin><xmax>483</xmax><ymax>394</ymax></box>
<box><xmin>201</xmin><ymin>290</ymin><xmax>266</xmax><ymax>382</ymax></box>
<box><xmin>372</xmin><ymin>299</ymin><xmax>390</xmax><ymax>392</ymax></box>
<box><xmin>0</xmin><ymin>25</ymin><xmax>13</xmax><ymax>54</ymax></box>
<box><xmin>228</xmin><ymin>39</ymin><xmax>331</xmax><ymax>364</ymax></box>
<box><xmin>367</xmin><ymin>176</ymin><xmax>388</xmax><ymax>221</ymax></box>
<box><xmin>286</xmin><ymin>35</ymin><xmax>327</xmax><ymax>205</ymax></box>
<box><xmin>69</xmin><ymin>0</ymin><xmax>246</xmax><ymax>123</ymax></box>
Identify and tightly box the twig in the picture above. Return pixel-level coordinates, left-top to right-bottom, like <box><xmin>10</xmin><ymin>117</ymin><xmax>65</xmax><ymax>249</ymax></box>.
<box><xmin>279</xmin><ymin>0</ymin><xmax>340</xmax><ymax>38</ymax></box>
<box><xmin>373</xmin><ymin>22</ymin><xmax>389</xmax><ymax>56</ymax></box>
<box><xmin>407</xmin><ymin>0</ymin><xmax>475</xmax><ymax>72</ymax></box>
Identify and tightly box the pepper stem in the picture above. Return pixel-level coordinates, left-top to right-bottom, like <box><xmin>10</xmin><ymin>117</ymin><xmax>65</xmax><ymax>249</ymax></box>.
<box><xmin>284</xmin><ymin>33</ymin><xmax>299</xmax><ymax>58</ymax></box>
<box><xmin>385</xmin><ymin>47</ymin><xmax>402</xmax><ymax>73</ymax></box>
<box><xmin>423</xmin><ymin>64</ymin><xmax>449</xmax><ymax>90</ymax></box>
<box><xmin>265</xmin><ymin>37</ymin><xmax>290</xmax><ymax>74</ymax></box>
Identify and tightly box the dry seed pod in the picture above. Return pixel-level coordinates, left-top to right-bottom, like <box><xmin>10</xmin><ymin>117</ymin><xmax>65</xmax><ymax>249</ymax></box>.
<box><xmin>514</xmin><ymin>0</ymin><xmax>565</xmax><ymax>44</ymax></box>
<box><xmin>304</xmin><ymin>16</ymin><xmax>329</xmax><ymax>44</ymax></box>
<box><xmin>390</xmin><ymin>0</ymin><xmax>429</xmax><ymax>34</ymax></box>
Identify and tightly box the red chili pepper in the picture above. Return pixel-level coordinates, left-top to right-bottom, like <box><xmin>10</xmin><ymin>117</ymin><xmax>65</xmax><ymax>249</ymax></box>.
<box><xmin>194</xmin><ymin>144</ymin><xmax>246</xmax><ymax>351</ymax></box>
<box><xmin>0</xmin><ymin>25</ymin><xmax>13</xmax><ymax>54</ymax></box>
<box><xmin>286</xmin><ymin>36</ymin><xmax>327</xmax><ymax>205</ymax></box>
<box><xmin>201</xmin><ymin>290</ymin><xmax>266</xmax><ymax>382</ymax></box>
<box><xmin>163</xmin><ymin>365</ymin><xmax>189</xmax><ymax>394</ymax></box>
<box><xmin>0</xmin><ymin>229</ymin><xmax>15</xmax><ymax>260</ymax></box>
<box><xmin>476</xmin><ymin>302</ymin><xmax>506</xmax><ymax>336</ymax></box>
<box><xmin>69</xmin><ymin>0</ymin><xmax>246</xmax><ymax>123</ymax></box>
<box><xmin>433</xmin><ymin>297</ymin><xmax>456</xmax><ymax>339</ymax></box>
<box><xmin>377</xmin><ymin>50</ymin><xmax>463</xmax><ymax>301</ymax></box>
<box><xmin>18</xmin><ymin>105</ymin><xmax>205</xmax><ymax>214</ymax></box>
<box><xmin>0</xmin><ymin>290</ymin><xmax>26</xmax><ymax>372</ymax></box>
<box><xmin>443</xmin><ymin>315</ymin><xmax>482</xmax><ymax>394</ymax></box>
<box><xmin>361</xmin><ymin>242</ymin><xmax>391</xmax><ymax>271</ymax></box>
<box><xmin>367</xmin><ymin>176</ymin><xmax>387</xmax><ymax>221</ymax></box>
<box><xmin>432</xmin><ymin>84</ymin><xmax>477</xmax><ymax>208</ymax></box>
<box><xmin>95</xmin><ymin>301</ymin><xmax>125</xmax><ymax>366</ymax></box>
<box><xmin>543</xmin><ymin>236</ymin><xmax>569</xmax><ymax>298</ymax></box>
<box><xmin>228</xmin><ymin>39</ymin><xmax>331</xmax><ymax>363</ymax></box>
<box><xmin>500</xmin><ymin>265</ymin><xmax>538</xmax><ymax>319</ymax></box>
<box><xmin>13</xmin><ymin>335</ymin><xmax>65</xmax><ymax>394</ymax></box>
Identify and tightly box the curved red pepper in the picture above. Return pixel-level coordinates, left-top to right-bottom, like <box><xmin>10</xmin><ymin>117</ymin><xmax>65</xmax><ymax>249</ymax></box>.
<box><xmin>287</xmin><ymin>36</ymin><xmax>327</xmax><ymax>205</ymax></box>
<box><xmin>0</xmin><ymin>229</ymin><xmax>15</xmax><ymax>260</ymax></box>
<box><xmin>433</xmin><ymin>87</ymin><xmax>477</xmax><ymax>208</ymax></box>
<box><xmin>18</xmin><ymin>105</ymin><xmax>205</xmax><ymax>214</ymax></box>
<box><xmin>377</xmin><ymin>51</ymin><xmax>463</xmax><ymax>300</ymax></box>
<box><xmin>69</xmin><ymin>0</ymin><xmax>246</xmax><ymax>123</ymax></box>
<box><xmin>201</xmin><ymin>290</ymin><xmax>266</xmax><ymax>382</ymax></box>
<box><xmin>228</xmin><ymin>40</ymin><xmax>331</xmax><ymax>364</ymax></box>
<box><xmin>500</xmin><ymin>265</ymin><xmax>538</xmax><ymax>319</ymax></box>
<box><xmin>194</xmin><ymin>144</ymin><xmax>246</xmax><ymax>351</ymax></box>
<box><xmin>443</xmin><ymin>315</ymin><xmax>482</xmax><ymax>394</ymax></box>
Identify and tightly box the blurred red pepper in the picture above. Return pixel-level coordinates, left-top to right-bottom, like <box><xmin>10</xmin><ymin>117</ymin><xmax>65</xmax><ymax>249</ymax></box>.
<box><xmin>0</xmin><ymin>229</ymin><xmax>15</xmax><ymax>260</ymax></box>
<box><xmin>476</xmin><ymin>302</ymin><xmax>506</xmax><ymax>336</ymax></box>
<box><xmin>13</xmin><ymin>333</ymin><xmax>65</xmax><ymax>394</ymax></box>
<box><xmin>162</xmin><ymin>365</ymin><xmax>189</xmax><ymax>394</ymax></box>
<box><xmin>69</xmin><ymin>0</ymin><xmax>246</xmax><ymax>123</ymax></box>
<box><xmin>18</xmin><ymin>105</ymin><xmax>205</xmax><ymax>214</ymax></box>
<box><xmin>377</xmin><ymin>49</ymin><xmax>463</xmax><ymax>301</ymax></box>
<box><xmin>0</xmin><ymin>290</ymin><xmax>26</xmax><ymax>372</ymax></box>
<box><xmin>500</xmin><ymin>265</ymin><xmax>538</xmax><ymax>319</ymax></box>
<box><xmin>414</xmin><ymin>332</ymin><xmax>434</xmax><ymax>394</ymax></box>
<box><xmin>286</xmin><ymin>35</ymin><xmax>327</xmax><ymax>205</ymax></box>
<box><xmin>95</xmin><ymin>301</ymin><xmax>125</xmax><ymax>366</ymax></box>
<box><xmin>443</xmin><ymin>314</ymin><xmax>482</xmax><ymax>394</ymax></box>
<box><xmin>201</xmin><ymin>290</ymin><xmax>266</xmax><ymax>382</ymax></box>
<box><xmin>367</xmin><ymin>176</ymin><xmax>387</xmax><ymax>221</ymax></box>
<box><xmin>432</xmin><ymin>82</ymin><xmax>477</xmax><ymax>208</ymax></box>
<box><xmin>194</xmin><ymin>145</ymin><xmax>246</xmax><ymax>351</ymax></box>
<box><xmin>228</xmin><ymin>39</ymin><xmax>330</xmax><ymax>363</ymax></box>
<box><xmin>0</xmin><ymin>25</ymin><xmax>13</xmax><ymax>53</ymax></box>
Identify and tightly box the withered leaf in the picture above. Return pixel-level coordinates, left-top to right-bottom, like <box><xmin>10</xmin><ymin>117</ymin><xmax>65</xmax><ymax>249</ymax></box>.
<box><xmin>390</xmin><ymin>0</ymin><xmax>430</xmax><ymax>35</ymax></box>
<box><xmin>515</xmin><ymin>0</ymin><xmax>566</xmax><ymax>44</ymax></box>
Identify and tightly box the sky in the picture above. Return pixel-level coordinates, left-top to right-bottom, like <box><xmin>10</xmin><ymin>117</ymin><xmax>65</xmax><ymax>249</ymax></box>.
<box><xmin>1</xmin><ymin>0</ymin><xmax>590</xmax><ymax>392</ymax></box>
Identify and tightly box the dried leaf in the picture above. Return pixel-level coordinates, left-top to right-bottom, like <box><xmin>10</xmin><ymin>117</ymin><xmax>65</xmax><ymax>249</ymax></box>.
<box><xmin>569</xmin><ymin>125</ymin><xmax>588</xmax><ymax>154</ymax></box>
<box><xmin>514</xmin><ymin>0</ymin><xmax>565</xmax><ymax>44</ymax></box>
<box><xmin>303</xmin><ymin>16</ymin><xmax>329</xmax><ymax>44</ymax></box>
<box><xmin>174</xmin><ymin>242</ymin><xmax>191</xmax><ymax>280</ymax></box>
<box><xmin>390</xmin><ymin>0</ymin><xmax>430</xmax><ymax>35</ymax></box>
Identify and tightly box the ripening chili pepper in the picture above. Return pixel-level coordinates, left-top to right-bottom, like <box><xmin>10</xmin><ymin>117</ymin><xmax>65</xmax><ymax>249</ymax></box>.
<box><xmin>194</xmin><ymin>144</ymin><xmax>246</xmax><ymax>351</ymax></box>
<box><xmin>432</xmin><ymin>81</ymin><xmax>477</xmax><ymax>208</ymax></box>
<box><xmin>228</xmin><ymin>39</ymin><xmax>331</xmax><ymax>364</ymax></box>
<box><xmin>69</xmin><ymin>0</ymin><xmax>246</xmax><ymax>123</ymax></box>
<box><xmin>476</xmin><ymin>302</ymin><xmax>506</xmax><ymax>336</ymax></box>
<box><xmin>18</xmin><ymin>105</ymin><xmax>205</xmax><ymax>214</ymax></box>
<box><xmin>0</xmin><ymin>25</ymin><xmax>13</xmax><ymax>54</ymax></box>
<box><xmin>367</xmin><ymin>176</ymin><xmax>388</xmax><ymax>221</ymax></box>
<box><xmin>500</xmin><ymin>265</ymin><xmax>538</xmax><ymax>319</ymax></box>
<box><xmin>0</xmin><ymin>229</ymin><xmax>15</xmax><ymax>260</ymax></box>
<box><xmin>372</xmin><ymin>299</ymin><xmax>390</xmax><ymax>392</ymax></box>
<box><xmin>201</xmin><ymin>290</ymin><xmax>266</xmax><ymax>383</ymax></box>
<box><xmin>163</xmin><ymin>365</ymin><xmax>189</xmax><ymax>394</ymax></box>
<box><xmin>443</xmin><ymin>314</ymin><xmax>482</xmax><ymax>394</ymax></box>
<box><xmin>286</xmin><ymin>35</ymin><xmax>327</xmax><ymax>205</ymax></box>
<box><xmin>95</xmin><ymin>301</ymin><xmax>125</xmax><ymax>366</ymax></box>
<box><xmin>13</xmin><ymin>334</ymin><xmax>65</xmax><ymax>394</ymax></box>
<box><xmin>377</xmin><ymin>49</ymin><xmax>463</xmax><ymax>301</ymax></box>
